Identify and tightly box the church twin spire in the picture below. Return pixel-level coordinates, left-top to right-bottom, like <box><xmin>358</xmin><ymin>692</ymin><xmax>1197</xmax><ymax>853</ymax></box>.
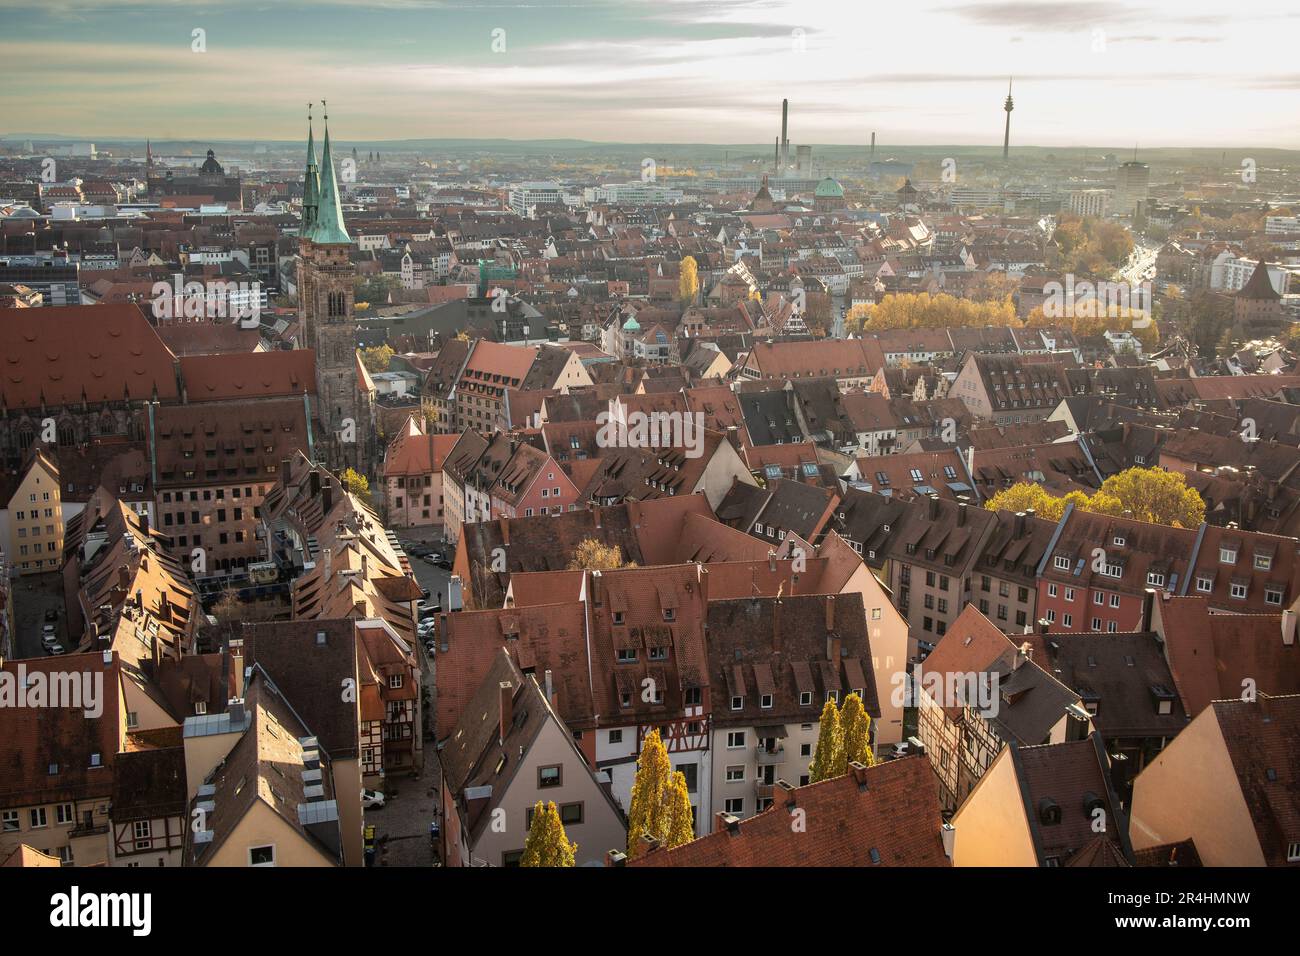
<box><xmin>301</xmin><ymin>100</ymin><xmax>350</xmax><ymax>245</ymax></box>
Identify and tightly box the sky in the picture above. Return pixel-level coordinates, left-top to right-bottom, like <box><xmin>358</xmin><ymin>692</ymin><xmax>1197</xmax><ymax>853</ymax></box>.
<box><xmin>1</xmin><ymin>0</ymin><xmax>1297</xmax><ymax>149</ymax></box>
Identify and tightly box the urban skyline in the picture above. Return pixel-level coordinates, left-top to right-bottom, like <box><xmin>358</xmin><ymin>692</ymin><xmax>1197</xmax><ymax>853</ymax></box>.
<box><xmin>2</xmin><ymin>0</ymin><xmax>1299</xmax><ymax>148</ymax></box>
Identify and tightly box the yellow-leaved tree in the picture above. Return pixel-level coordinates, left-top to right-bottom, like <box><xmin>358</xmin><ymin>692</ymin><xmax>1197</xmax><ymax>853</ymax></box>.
<box><xmin>340</xmin><ymin>467</ymin><xmax>369</xmax><ymax>498</ymax></box>
<box><xmin>808</xmin><ymin>697</ymin><xmax>843</xmax><ymax>783</ymax></box>
<box><xmin>626</xmin><ymin>730</ymin><xmax>694</xmax><ymax>853</ymax></box>
<box><xmin>567</xmin><ymin>538</ymin><xmax>635</xmax><ymax>571</ymax></box>
<box><xmin>520</xmin><ymin>801</ymin><xmax>576</xmax><ymax>867</ymax></box>
<box><xmin>984</xmin><ymin>467</ymin><xmax>1205</xmax><ymax>529</ymax></box>
<box><xmin>678</xmin><ymin>256</ymin><xmax>699</xmax><ymax>305</ymax></box>
<box><xmin>840</xmin><ymin>691</ymin><xmax>875</xmax><ymax>768</ymax></box>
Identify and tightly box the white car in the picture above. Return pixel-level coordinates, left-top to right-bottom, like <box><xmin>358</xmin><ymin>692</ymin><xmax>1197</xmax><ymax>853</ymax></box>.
<box><xmin>362</xmin><ymin>789</ymin><xmax>386</xmax><ymax>809</ymax></box>
<box><xmin>44</xmin><ymin>642</ymin><xmax>65</xmax><ymax>656</ymax></box>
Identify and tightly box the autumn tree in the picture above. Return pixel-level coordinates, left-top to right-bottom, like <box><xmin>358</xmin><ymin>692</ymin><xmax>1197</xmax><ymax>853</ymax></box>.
<box><xmin>1094</xmin><ymin>467</ymin><xmax>1205</xmax><ymax>528</ymax></box>
<box><xmin>858</xmin><ymin>292</ymin><xmax>1020</xmax><ymax>332</ymax></box>
<box><xmin>340</xmin><ymin>467</ymin><xmax>370</xmax><ymax>498</ymax></box>
<box><xmin>808</xmin><ymin>697</ymin><xmax>843</xmax><ymax>783</ymax></box>
<box><xmin>628</xmin><ymin>730</ymin><xmax>694</xmax><ymax>854</ymax></box>
<box><xmin>360</xmin><ymin>344</ymin><xmax>394</xmax><ymax>373</ymax></box>
<box><xmin>520</xmin><ymin>801</ymin><xmax>576</xmax><ymax>867</ymax></box>
<box><xmin>840</xmin><ymin>692</ymin><xmax>875</xmax><ymax>768</ymax></box>
<box><xmin>567</xmin><ymin>538</ymin><xmax>634</xmax><ymax>571</ymax></box>
<box><xmin>985</xmin><ymin>467</ymin><xmax>1205</xmax><ymax>529</ymax></box>
<box><xmin>663</xmin><ymin>770</ymin><xmax>695</xmax><ymax>848</ymax></box>
<box><xmin>678</xmin><ymin>256</ymin><xmax>699</xmax><ymax>305</ymax></box>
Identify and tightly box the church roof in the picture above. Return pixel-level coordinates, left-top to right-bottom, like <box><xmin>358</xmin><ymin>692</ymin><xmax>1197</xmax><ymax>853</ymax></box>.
<box><xmin>199</xmin><ymin>149</ymin><xmax>224</xmax><ymax>176</ymax></box>
<box><xmin>1239</xmin><ymin>259</ymin><xmax>1280</xmax><ymax>301</ymax></box>
<box><xmin>814</xmin><ymin>177</ymin><xmax>844</xmax><ymax>198</ymax></box>
<box><xmin>307</xmin><ymin>118</ymin><xmax>351</xmax><ymax>246</ymax></box>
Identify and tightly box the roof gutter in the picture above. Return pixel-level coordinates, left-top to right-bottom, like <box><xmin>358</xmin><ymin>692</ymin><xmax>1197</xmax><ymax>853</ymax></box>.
<box><xmin>1035</xmin><ymin>501</ymin><xmax>1074</xmax><ymax>579</ymax></box>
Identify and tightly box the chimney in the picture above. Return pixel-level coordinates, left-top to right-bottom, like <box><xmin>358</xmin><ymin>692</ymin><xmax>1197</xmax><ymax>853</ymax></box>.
<box><xmin>768</xmin><ymin>549</ymin><xmax>777</xmax><ymax>572</ymax></box>
<box><xmin>1015</xmin><ymin>511</ymin><xmax>1026</xmax><ymax>536</ymax></box>
<box><xmin>716</xmin><ymin>811</ymin><xmax>741</xmax><ymax>835</ymax></box>
<box><xmin>498</xmin><ymin>680</ymin><xmax>513</xmax><ymax>744</ymax></box>
<box><xmin>1283</xmin><ymin>609</ymin><xmax>1296</xmax><ymax>646</ymax></box>
<box><xmin>848</xmin><ymin>760</ymin><xmax>871</xmax><ymax>790</ymax></box>
<box><xmin>772</xmin><ymin>779</ymin><xmax>796</xmax><ymax>811</ymax></box>
<box><xmin>281</xmin><ymin>458</ymin><xmax>292</xmax><ymax>482</ymax></box>
<box><xmin>1016</xmin><ymin>641</ymin><xmax>1032</xmax><ymax>668</ymax></box>
<box><xmin>824</xmin><ymin>594</ymin><xmax>835</xmax><ymax>632</ymax></box>
<box><xmin>159</xmin><ymin>589</ymin><xmax>169</xmax><ymax>620</ymax></box>
<box><xmin>323</xmin><ymin>547</ymin><xmax>333</xmax><ymax>578</ymax></box>
<box><xmin>827</xmin><ymin>633</ymin><xmax>842</xmax><ymax>664</ymax></box>
<box><xmin>772</xmin><ymin>599</ymin><xmax>782</xmax><ymax>654</ymax></box>
<box><xmin>606</xmin><ymin>850</ymin><xmax>627</xmax><ymax>867</ymax></box>
<box><xmin>958</xmin><ymin>502</ymin><xmax>967</xmax><ymax>527</ymax></box>
<box><xmin>501</xmin><ymin>517</ymin><xmax>510</xmax><ymax>547</ymax></box>
<box><xmin>1141</xmin><ymin>587</ymin><xmax>1156</xmax><ymax>633</ymax></box>
<box><xmin>929</xmin><ymin>496</ymin><xmax>939</xmax><ymax>520</ymax></box>
<box><xmin>309</xmin><ymin>469</ymin><xmax>321</xmax><ymax>498</ymax></box>
<box><xmin>639</xmin><ymin>833</ymin><xmax>662</xmax><ymax>854</ymax></box>
<box><xmin>321</xmin><ymin>483</ymin><xmax>333</xmax><ymax>515</ymax></box>
<box><xmin>117</xmin><ymin>565</ymin><xmax>131</xmax><ymax>592</ymax></box>
<box><xmin>590</xmin><ymin>569</ymin><xmax>604</xmax><ymax>607</ymax></box>
<box><xmin>543</xmin><ymin>669</ymin><xmax>555</xmax><ymax>706</ymax></box>
<box><xmin>135</xmin><ymin>589</ymin><xmax>143</xmax><ymax>609</ymax></box>
<box><xmin>1037</xmin><ymin>618</ymin><xmax>1050</xmax><ymax>635</ymax></box>
<box><xmin>941</xmin><ymin>822</ymin><xmax>956</xmax><ymax>860</ymax></box>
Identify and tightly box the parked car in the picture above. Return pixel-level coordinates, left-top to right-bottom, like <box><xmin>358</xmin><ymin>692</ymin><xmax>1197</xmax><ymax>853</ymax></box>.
<box><xmin>41</xmin><ymin>634</ymin><xmax>59</xmax><ymax>649</ymax></box>
<box><xmin>362</xmin><ymin>789</ymin><xmax>386</xmax><ymax>809</ymax></box>
<box><xmin>43</xmin><ymin>642</ymin><xmax>65</xmax><ymax>656</ymax></box>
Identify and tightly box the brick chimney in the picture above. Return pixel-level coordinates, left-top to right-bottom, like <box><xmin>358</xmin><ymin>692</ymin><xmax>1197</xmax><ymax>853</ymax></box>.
<box><xmin>824</xmin><ymin>594</ymin><xmax>835</xmax><ymax>632</ymax></box>
<box><xmin>590</xmin><ymin>569</ymin><xmax>604</xmax><ymax>607</ymax></box>
<box><xmin>501</xmin><ymin>517</ymin><xmax>510</xmax><ymax>546</ymax></box>
<box><xmin>1283</xmin><ymin>609</ymin><xmax>1296</xmax><ymax>647</ymax></box>
<box><xmin>768</xmin><ymin>549</ymin><xmax>777</xmax><ymax>572</ymax></box>
<box><xmin>498</xmin><ymin>680</ymin><xmax>514</xmax><ymax>744</ymax></box>
<box><xmin>848</xmin><ymin>760</ymin><xmax>871</xmax><ymax>789</ymax></box>
<box><xmin>772</xmin><ymin>599</ymin><xmax>781</xmax><ymax>653</ymax></box>
<box><xmin>772</xmin><ymin>779</ymin><xmax>796</xmax><ymax>811</ymax></box>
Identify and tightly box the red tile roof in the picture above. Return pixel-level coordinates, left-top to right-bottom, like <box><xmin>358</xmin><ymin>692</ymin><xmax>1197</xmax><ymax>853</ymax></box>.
<box><xmin>630</xmin><ymin>757</ymin><xmax>950</xmax><ymax>866</ymax></box>
<box><xmin>179</xmin><ymin>350</ymin><xmax>317</xmax><ymax>401</ymax></box>
<box><xmin>0</xmin><ymin>303</ymin><xmax>180</xmax><ymax>408</ymax></box>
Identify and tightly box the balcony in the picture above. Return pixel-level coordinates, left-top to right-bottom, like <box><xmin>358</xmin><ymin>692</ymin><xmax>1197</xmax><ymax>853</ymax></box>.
<box><xmin>754</xmin><ymin>781</ymin><xmax>775</xmax><ymax>800</ymax></box>
<box><xmin>755</xmin><ymin>744</ymin><xmax>785</xmax><ymax>766</ymax></box>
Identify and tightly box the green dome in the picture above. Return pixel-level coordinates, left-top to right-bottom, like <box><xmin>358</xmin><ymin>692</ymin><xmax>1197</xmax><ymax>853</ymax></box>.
<box><xmin>814</xmin><ymin>177</ymin><xmax>844</xmax><ymax>198</ymax></box>
<box><xmin>622</xmin><ymin>316</ymin><xmax>641</xmax><ymax>331</ymax></box>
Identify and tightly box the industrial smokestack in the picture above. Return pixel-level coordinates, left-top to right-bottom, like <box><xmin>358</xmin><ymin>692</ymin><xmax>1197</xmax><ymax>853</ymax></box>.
<box><xmin>870</xmin><ymin>131</ymin><xmax>876</xmax><ymax>159</ymax></box>
<box><xmin>781</xmin><ymin>99</ymin><xmax>789</xmax><ymax>165</ymax></box>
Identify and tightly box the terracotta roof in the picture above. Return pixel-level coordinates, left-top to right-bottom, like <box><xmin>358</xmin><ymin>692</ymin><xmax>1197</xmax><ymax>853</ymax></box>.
<box><xmin>111</xmin><ymin>747</ymin><xmax>187</xmax><ymax>821</ymax></box>
<box><xmin>383</xmin><ymin>417</ymin><xmax>459</xmax><ymax>477</ymax></box>
<box><xmin>0</xmin><ymin>303</ymin><xmax>180</xmax><ymax>408</ymax></box>
<box><xmin>1210</xmin><ymin>694</ymin><xmax>1300</xmax><ymax>866</ymax></box>
<box><xmin>179</xmin><ymin>349</ymin><xmax>316</xmax><ymax>401</ymax></box>
<box><xmin>1153</xmin><ymin>596</ymin><xmax>1300</xmax><ymax>718</ymax></box>
<box><xmin>630</xmin><ymin>757</ymin><xmax>950</xmax><ymax>867</ymax></box>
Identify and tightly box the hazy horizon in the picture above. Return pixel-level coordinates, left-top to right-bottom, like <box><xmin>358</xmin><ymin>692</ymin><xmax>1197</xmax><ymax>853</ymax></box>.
<box><xmin>2</xmin><ymin>0</ymin><xmax>1298</xmax><ymax>149</ymax></box>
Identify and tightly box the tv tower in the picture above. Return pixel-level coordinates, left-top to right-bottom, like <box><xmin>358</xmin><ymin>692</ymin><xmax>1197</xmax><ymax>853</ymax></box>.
<box><xmin>1002</xmin><ymin>78</ymin><xmax>1014</xmax><ymax>161</ymax></box>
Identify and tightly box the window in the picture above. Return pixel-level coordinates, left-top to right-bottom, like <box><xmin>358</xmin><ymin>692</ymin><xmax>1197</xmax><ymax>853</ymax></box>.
<box><xmin>1092</xmin><ymin>617</ymin><xmax>1102</xmax><ymax>630</ymax></box>
<box><xmin>725</xmin><ymin>765</ymin><xmax>745</xmax><ymax>782</ymax></box>
<box><xmin>1054</xmin><ymin>556</ymin><xmax>1070</xmax><ymax>571</ymax></box>
<box><xmin>1064</xmin><ymin>588</ymin><xmax>1075</xmax><ymax>602</ymax></box>
<box><xmin>1147</xmin><ymin>571</ymin><xmax>1165</xmax><ymax>587</ymax></box>
<box><xmin>1230</xmin><ymin>582</ymin><xmax>1248</xmax><ymax>600</ymax></box>
<box><xmin>1094</xmin><ymin>591</ymin><xmax>1104</xmax><ymax>605</ymax></box>
<box><xmin>799</xmin><ymin>691</ymin><xmax>813</xmax><ymax>706</ymax></box>
<box><xmin>1196</xmin><ymin>576</ymin><xmax>1213</xmax><ymax>592</ymax></box>
<box><xmin>1266</xmin><ymin>586</ymin><xmax>1284</xmax><ymax>606</ymax></box>
<box><xmin>616</xmin><ymin>649</ymin><xmax>637</xmax><ymax>664</ymax></box>
<box><xmin>248</xmin><ymin>845</ymin><xmax>276</xmax><ymax>866</ymax></box>
<box><xmin>1062</xmin><ymin>614</ymin><xmax>1072</xmax><ymax>628</ymax></box>
<box><xmin>559</xmin><ymin>803</ymin><xmax>583</xmax><ymax>826</ymax></box>
<box><xmin>1255</xmin><ymin>553</ymin><xmax>1273</xmax><ymax>571</ymax></box>
<box><xmin>1</xmin><ymin>811</ymin><xmax>17</xmax><ymax>832</ymax></box>
<box><xmin>30</xmin><ymin>808</ymin><xmax>47</xmax><ymax>829</ymax></box>
<box><xmin>724</xmin><ymin>798</ymin><xmax>744</xmax><ymax>815</ymax></box>
<box><xmin>1047</xmin><ymin>584</ymin><xmax>1058</xmax><ymax>598</ymax></box>
<box><xmin>1288</xmin><ymin>842</ymin><xmax>1300</xmax><ymax>863</ymax></box>
<box><xmin>727</xmin><ymin>731</ymin><xmax>746</xmax><ymax>749</ymax></box>
<box><xmin>1220</xmin><ymin>546</ymin><xmax>1238</xmax><ymax>564</ymax></box>
<box><xmin>730</xmin><ymin>695</ymin><xmax>744</xmax><ymax>710</ymax></box>
<box><xmin>608</xmin><ymin>729</ymin><xmax>623</xmax><ymax>745</ymax></box>
<box><xmin>1104</xmin><ymin>561</ymin><xmax>1123</xmax><ymax>578</ymax></box>
<box><xmin>538</xmin><ymin>765</ymin><xmax>562</xmax><ymax>788</ymax></box>
<box><xmin>1113</xmin><ymin>535</ymin><xmax>1126</xmax><ymax>547</ymax></box>
<box><xmin>56</xmin><ymin>803</ymin><xmax>74</xmax><ymax>825</ymax></box>
<box><xmin>1045</xmin><ymin>609</ymin><xmax>1056</xmax><ymax>623</ymax></box>
<box><xmin>760</xmin><ymin>694</ymin><xmax>773</xmax><ymax>709</ymax></box>
<box><xmin>134</xmin><ymin>820</ymin><xmax>152</xmax><ymax>849</ymax></box>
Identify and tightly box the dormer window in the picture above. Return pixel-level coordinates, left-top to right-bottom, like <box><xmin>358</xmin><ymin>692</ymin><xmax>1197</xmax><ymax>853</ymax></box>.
<box><xmin>663</xmin><ymin>608</ymin><xmax>675</xmax><ymax>622</ymax></box>
<box><xmin>612</xmin><ymin>611</ymin><xmax>625</xmax><ymax>625</ymax></box>
<box><xmin>1054</xmin><ymin>556</ymin><xmax>1071</xmax><ymax>571</ymax></box>
<box><xmin>760</xmin><ymin>694</ymin><xmax>773</xmax><ymax>709</ymax></box>
<box><xmin>1220</xmin><ymin>546</ymin><xmax>1238</xmax><ymax>565</ymax></box>
<box><xmin>1113</xmin><ymin>535</ymin><xmax>1126</xmax><ymax>547</ymax></box>
<box><xmin>731</xmin><ymin>695</ymin><xmax>743</xmax><ymax>711</ymax></box>
<box><xmin>1255</xmin><ymin>552</ymin><xmax>1273</xmax><ymax>571</ymax></box>
<box><xmin>800</xmin><ymin>691</ymin><xmax>813</xmax><ymax>706</ymax></box>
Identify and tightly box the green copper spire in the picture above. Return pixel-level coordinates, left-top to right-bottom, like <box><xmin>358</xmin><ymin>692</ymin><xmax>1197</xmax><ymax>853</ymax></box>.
<box><xmin>302</xmin><ymin>106</ymin><xmax>320</xmax><ymax>233</ymax></box>
<box><xmin>309</xmin><ymin>102</ymin><xmax>351</xmax><ymax>245</ymax></box>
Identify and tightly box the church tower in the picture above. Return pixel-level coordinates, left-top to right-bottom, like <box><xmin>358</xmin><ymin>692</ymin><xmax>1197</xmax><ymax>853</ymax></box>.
<box><xmin>297</xmin><ymin>104</ymin><xmax>369</xmax><ymax>474</ymax></box>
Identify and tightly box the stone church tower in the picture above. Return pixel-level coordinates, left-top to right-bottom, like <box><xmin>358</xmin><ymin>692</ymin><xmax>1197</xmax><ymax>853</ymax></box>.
<box><xmin>298</xmin><ymin>108</ymin><xmax>370</xmax><ymax>474</ymax></box>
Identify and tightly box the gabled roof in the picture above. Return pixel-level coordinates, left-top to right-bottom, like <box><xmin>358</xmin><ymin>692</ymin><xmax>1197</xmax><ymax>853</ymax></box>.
<box><xmin>630</xmin><ymin>757</ymin><xmax>949</xmax><ymax>867</ymax></box>
<box><xmin>0</xmin><ymin>304</ymin><xmax>180</xmax><ymax>409</ymax></box>
<box><xmin>179</xmin><ymin>350</ymin><xmax>317</xmax><ymax>401</ymax></box>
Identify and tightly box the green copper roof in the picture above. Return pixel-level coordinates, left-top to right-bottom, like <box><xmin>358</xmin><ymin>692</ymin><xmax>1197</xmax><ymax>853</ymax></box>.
<box><xmin>308</xmin><ymin>119</ymin><xmax>351</xmax><ymax>245</ymax></box>
<box><xmin>622</xmin><ymin>316</ymin><xmax>641</xmax><ymax>331</ymax></box>
<box><xmin>302</xmin><ymin>119</ymin><xmax>319</xmax><ymax>233</ymax></box>
<box><xmin>814</xmin><ymin>176</ymin><xmax>844</xmax><ymax>198</ymax></box>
